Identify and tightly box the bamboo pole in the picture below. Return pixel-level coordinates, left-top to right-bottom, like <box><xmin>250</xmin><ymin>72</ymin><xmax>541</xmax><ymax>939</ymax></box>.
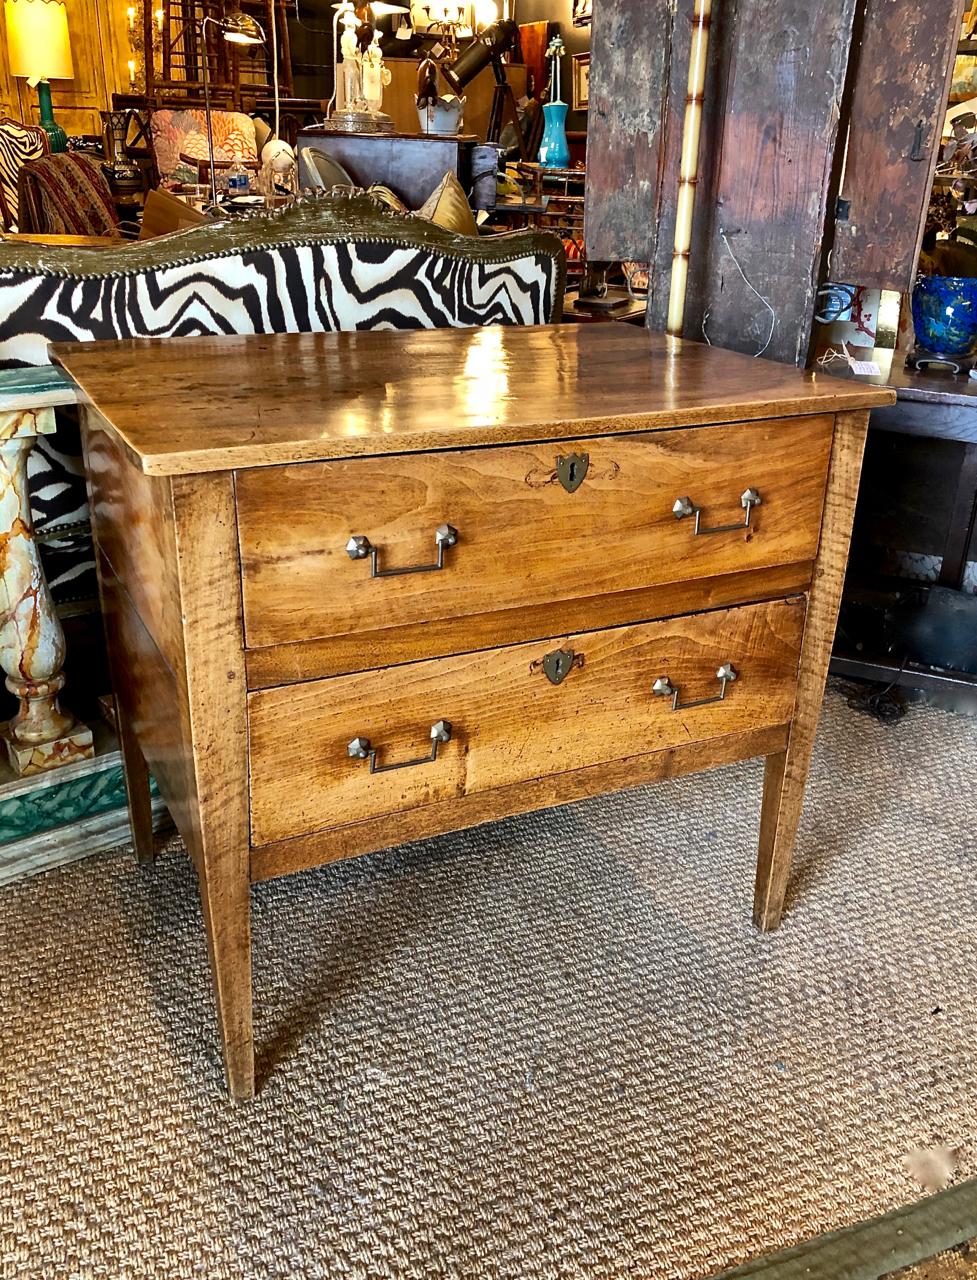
<box><xmin>666</xmin><ymin>0</ymin><xmax>712</xmax><ymax>337</ymax></box>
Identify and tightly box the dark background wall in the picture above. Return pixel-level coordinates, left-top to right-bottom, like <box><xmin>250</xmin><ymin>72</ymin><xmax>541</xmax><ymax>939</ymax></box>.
<box><xmin>288</xmin><ymin>0</ymin><xmax>336</xmax><ymax>101</ymax></box>
<box><xmin>514</xmin><ymin>0</ymin><xmax>591</xmax><ymax>133</ymax></box>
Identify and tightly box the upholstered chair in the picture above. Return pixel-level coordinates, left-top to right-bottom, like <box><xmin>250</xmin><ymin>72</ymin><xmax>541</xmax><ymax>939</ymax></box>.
<box><xmin>0</xmin><ymin>116</ymin><xmax>50</xmax><ymax>231</ymax></box>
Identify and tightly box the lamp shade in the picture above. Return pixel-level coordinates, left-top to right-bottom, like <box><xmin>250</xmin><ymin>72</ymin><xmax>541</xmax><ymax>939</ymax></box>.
<box><xmin>219</xmin><ymin>2</ymin><xmax>264</xmax><ymax>43</ymax></box>
<box><xmin>4</xmin><ymin>0</ymin><xmax>74</xmax><ymax>82</ymax></box>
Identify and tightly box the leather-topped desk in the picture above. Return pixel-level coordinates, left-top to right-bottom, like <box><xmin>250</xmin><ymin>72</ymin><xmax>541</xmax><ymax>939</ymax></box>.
<box><xmin>53</xmin><ymin>326</ymin><xmax>893</xmax><ymax>1097</ymax></box>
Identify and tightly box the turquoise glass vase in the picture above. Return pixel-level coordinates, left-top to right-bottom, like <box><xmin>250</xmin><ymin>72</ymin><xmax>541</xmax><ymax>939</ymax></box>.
<box><xmin>538</xmin><ymin>101</ymin><xmax>570</xmax><ymax>170</ymax></box>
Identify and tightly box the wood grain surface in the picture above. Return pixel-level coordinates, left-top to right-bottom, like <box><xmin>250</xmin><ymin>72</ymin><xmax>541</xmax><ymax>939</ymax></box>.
<box><xmin>52</xmin><ymin>328</ymin><xmax>894</xmax><ymax>475</ymax></box>
<box><xmin>168</xmin><ymin>473</ymin><xmax>254</xmax><ymax>1099</ymax></box>
<box><xmin>243</xmin><ymin>561</ymin><xmax>814</xmax><ymax>688</ymax></box>
<box><xmin>584</xmin><ymin>0</ymin><xmax>675</xmax><ymax>265</ymax></box>
<box><xmin>676</xmin><ymin>0</ymin><xmax>859</xmax><ymax>366</ymax></box>
<box><xmin>249</xmin><ymin>598</ymin><xmax>805</xmax><ymax>846</ymax></box>
<box><xmin>237</xmin><ymin>417</ymin><xmax>832</xmax><ymax>654</ymax></box>
<box><xmin>830</xmin><ymin>0</ymin><xmax>959</xmax><ymax>292</ymax></box>
<box><xmin>83</xmin><ymin>410</ymin><xmax>185</xmax><ymax>674</ymax></box>
<box><xmin>251</xmin><ymin>723</ymin><xmax>791</xmax><ymax>882</ymax></box>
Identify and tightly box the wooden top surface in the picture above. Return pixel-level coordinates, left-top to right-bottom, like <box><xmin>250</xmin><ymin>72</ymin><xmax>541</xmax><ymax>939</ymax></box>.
<box><xmin>823</xmin><ymin>344</ymin><xmax>977</xmax><ymax>408</ymax></box>
<box><xmin>52</xmin><ymin>326</ymin><xmax>895</xmax><ymax>476</ymax></box>
<box><xmin>2</xmin><ymin>233</ymin><xmax>126</xmax><ymax>249</ymax></box>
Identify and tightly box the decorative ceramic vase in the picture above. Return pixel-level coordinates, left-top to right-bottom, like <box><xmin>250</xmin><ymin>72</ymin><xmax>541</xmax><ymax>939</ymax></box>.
<box><xmin>538</xmin><ymin>101</ymin><xmax>571</xmax><ymax>170</ymax></box>
<box><xmin>911</xmin><ymin>275</ymin><xmax>977</xmax><ymax>356</ymax></box>
<box><xmin>100</xmin><ymin>110</ymin><xmax>141</xmax><ymax>190</ymax></box>
<box><xmin>416</xmin><ymin>95</ymin><xmax>466</xmax><ymax>135</ymax></box>
<box><xmin>36</xmin><ymin>81</ymin><xmax>67</xmax><ymax>153</ymax></box>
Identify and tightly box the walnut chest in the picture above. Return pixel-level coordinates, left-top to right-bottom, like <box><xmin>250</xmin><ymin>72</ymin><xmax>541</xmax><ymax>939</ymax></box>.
<box><xmin>53</xmin><ymin>325</ymin><xmax>894</xmax><ymax>1098</ymax></box>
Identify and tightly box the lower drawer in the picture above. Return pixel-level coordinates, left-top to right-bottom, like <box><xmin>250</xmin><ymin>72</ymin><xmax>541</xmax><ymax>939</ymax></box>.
<box><xmin>248</xmin><ymin>598</ymin><xmax>805</xmax><ymax>846</ymax></box>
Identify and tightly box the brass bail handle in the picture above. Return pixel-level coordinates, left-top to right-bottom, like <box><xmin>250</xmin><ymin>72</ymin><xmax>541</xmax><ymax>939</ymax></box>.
<box><xmin>672</xmin><ymin>488</ymin><xmax>761</xmax><ymax>536</ymax></box>
<box><xmin>347</xmin><ymin>721</ymin><xmax>452</xmax><ymax>774</ymax></box>
<box><xmin>653</xmin><ymin>663</ymin><xmax>737</xmax><ymax>711</ymax></box>
<box><xmin>346</xmin><ymin>525</ymin><xmax>458</xmax><ymax>578</ymax></box>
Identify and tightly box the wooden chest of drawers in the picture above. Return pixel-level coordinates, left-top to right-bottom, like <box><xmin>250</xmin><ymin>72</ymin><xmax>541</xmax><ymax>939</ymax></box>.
<box><xmin>54</xmin><ymin>326</ymin><xmax>893</xmax><ymax>1098</ymax></box>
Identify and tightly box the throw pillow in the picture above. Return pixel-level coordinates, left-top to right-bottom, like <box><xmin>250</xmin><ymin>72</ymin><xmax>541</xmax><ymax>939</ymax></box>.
<box><xmin>416</xmin><ymin>170</ymin><xmax>479</xmax><ymax>237</ymax></box>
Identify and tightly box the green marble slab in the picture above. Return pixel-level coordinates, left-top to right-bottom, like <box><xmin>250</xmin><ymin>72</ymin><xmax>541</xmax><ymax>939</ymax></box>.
<box><xmin>0</xmin><ymin>761</ymin><xmax>159</xmax><ymax>844</ymax></box>
<box><xmin>0</xmin><ymin>364</ymin><xmax>80</xmax><ymax>411</ymax></box>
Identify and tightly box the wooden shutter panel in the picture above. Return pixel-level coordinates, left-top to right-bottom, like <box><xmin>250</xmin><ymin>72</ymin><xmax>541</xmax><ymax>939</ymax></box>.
<box><xmin>830</xmin><ymin>0</ymin><xmax>960</xmax><ymax>292</ymax></box>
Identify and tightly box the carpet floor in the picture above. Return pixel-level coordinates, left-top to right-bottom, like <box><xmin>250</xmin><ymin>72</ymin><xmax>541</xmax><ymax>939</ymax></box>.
<box><xmin>1</xmin><ymin>689</ymin><xmax>975</xmax><ymax>1280</ymax></box>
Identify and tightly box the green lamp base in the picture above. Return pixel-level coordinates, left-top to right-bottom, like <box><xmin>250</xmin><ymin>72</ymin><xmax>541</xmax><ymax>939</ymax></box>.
<box><xmin>36</xmin><ymin>80</ymin><xmax>68</xmax><ymax>153</ymax></box>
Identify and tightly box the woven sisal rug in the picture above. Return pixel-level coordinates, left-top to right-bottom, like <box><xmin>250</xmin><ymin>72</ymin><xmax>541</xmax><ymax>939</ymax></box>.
<box><xmin>1</xmin><ymin>691</ymin><xmax>975</xmax><ymax>1279</ymax></box>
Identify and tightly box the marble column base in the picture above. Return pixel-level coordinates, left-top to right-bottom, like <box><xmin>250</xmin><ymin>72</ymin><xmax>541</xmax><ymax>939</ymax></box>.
<box><xmin>4</xmin><ymin>721</ymin><xmax>95</xmax><ymax>776</ymax></box>
<box><xmin>1</xmin><ymin>403</ymin><xmax>93</xmax><ymax>778</ymax></box>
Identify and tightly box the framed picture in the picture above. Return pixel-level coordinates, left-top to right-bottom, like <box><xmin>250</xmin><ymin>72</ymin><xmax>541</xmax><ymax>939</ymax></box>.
<box><xmin>572</xmin><ymin>0</ymin><xmax>592</xmax><ymax>26</ymax></box>
<box><xmin>572</xmin><ymin>52</ymin><xmax>590</xmax><ymax>110</ymax></box>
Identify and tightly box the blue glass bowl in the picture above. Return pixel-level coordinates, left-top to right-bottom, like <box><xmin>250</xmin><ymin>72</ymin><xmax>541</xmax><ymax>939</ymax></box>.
<box><xmin>911</xmin><ymin>275</ymin><xmax>977</xmax><ymax>356</ymax></box>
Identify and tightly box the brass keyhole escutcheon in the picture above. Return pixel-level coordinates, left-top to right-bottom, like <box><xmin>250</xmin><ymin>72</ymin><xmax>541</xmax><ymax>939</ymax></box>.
<box><xmin>556</xmin><ymin>452</ymin><xmax>589</xmax><ymax>494</ymax></box>
<box><xmin>542</xmin><ymin>648</ymin><xmax>576</xmax><ymax>685</ymax></box>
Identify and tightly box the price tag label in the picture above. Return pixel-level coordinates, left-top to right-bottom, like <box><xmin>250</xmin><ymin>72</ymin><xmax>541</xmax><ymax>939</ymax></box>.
<box><xmin>848</xmin><ymin>359</ymin><xmax>881</xmax><ymax>376</ymax></box>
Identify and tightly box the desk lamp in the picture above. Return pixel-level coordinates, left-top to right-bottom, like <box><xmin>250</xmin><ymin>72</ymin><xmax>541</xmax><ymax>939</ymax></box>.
<box><xmin>441</xmin><ymin>17</ymin><xmax>525</xmax><ymax>155</ymax></box>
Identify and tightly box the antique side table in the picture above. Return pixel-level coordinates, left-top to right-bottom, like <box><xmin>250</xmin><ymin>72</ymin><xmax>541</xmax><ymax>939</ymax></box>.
<box><xmin>53</xmin><ymin>326</ymin><xmax>894</xmax><ymax>1097</ymax></box>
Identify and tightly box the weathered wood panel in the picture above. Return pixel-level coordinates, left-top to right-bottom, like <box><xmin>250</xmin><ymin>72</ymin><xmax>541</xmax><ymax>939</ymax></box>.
<box><xmin>583</xmin><ymin>0</ymin><xmax>678</xmax><ymax>264</ymax></box>
<box><xmin>831</xmin><ymin>0</ymin><xmax>959</xmax><ymax>291</ymax></box>
<box><xmin>655</xmin><ymin>0</ymin><xmax>860</xmax><ymax>366</ymax></box>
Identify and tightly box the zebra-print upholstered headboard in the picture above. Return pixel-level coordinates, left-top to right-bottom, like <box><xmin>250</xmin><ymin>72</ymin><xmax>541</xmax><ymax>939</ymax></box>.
<box><xmin>0</xmin><ymin>196</ymin><xmax>565</xmax><ymax>602</ymax></box>
<box><xmin>0</xmin><ymin>196</ymin><xmax>565</xmax><ymax>368</ymax></box>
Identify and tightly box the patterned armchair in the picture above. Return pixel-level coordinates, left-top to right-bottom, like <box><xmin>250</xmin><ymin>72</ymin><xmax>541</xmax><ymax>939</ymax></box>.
<box><xmin>0</xmin><ymin>194</ymin><xmax>566</xmax><ymax>603</ymax></box>
<box><xmin>149</xmin><ymin>107</ymin><xmax>258</xmax><ymax>184</ymax></box>
<box><xmin>0</xmin><ymin>116</ymin><xmax>50</xmax><ymax>231</ymax></box>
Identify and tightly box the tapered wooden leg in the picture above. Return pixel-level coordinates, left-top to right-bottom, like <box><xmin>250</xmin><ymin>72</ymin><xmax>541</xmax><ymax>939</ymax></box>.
<box><xmin>753</xmin><ymin>409</ymin><xmax>870</xmax><ymax>931</ymax></box>
<box><xmin>195</xmin><ymin>854</ymin><xmax>254</xmax><ymax>1100</ymax></box>
<box><xmin>170</xmin><ymin>470</ymin><xmax>255</xmax><ymax>1099</ymax></box>
<box><xmin>117</xmin><ymin>709</ymin><xmax>155</xmax><ymax>864</ymax></box>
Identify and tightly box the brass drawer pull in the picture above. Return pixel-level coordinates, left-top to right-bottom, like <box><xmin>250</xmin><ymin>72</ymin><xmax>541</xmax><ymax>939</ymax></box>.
<box><xmin>653</xmin><ymin>663</ymin><xmax>737</xmax><ymax>711</ymax></box>
<box><xmin>346</xmin><ymin>524</ymin><xmax>458</xmax><ymax>578</ymax></box>
<box><xmin>347</xmin><ymin>720</ymin><xmax>452</xmax><ymax>773</ymax></box>
<box><xmin>672</xmin><ymin>488</ymin><xmax>761</xmax><ymax>535</ymax></box>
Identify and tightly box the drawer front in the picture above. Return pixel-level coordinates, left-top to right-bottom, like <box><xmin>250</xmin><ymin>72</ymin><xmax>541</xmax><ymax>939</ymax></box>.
<box><xmin>236</xmin><ymin>416</ymin><xmax>832</xmax><ymax>654</ymax></box>
<box><xmin>249</xmin><ymin>598</ymin><xmax>805</xmax><ymax>846</ymax></box>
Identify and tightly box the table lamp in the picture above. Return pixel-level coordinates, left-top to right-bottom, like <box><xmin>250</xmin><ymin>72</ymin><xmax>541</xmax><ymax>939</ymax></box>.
<box><xmin>4</xmin><ymin>0</ymin><xmax>74</xmax><ymax>152</ymax></box>
<box><xmin>324</xmin><ymin>1</ymin><xmax>408</xmax><ymax>133</ymax></box>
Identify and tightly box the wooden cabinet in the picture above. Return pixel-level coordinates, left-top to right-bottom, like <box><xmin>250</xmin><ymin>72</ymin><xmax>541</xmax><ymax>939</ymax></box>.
<box><xmin>54</xmin><ymin>324</ymin><xmax>893</xmax><ymax>1098</ymax></box>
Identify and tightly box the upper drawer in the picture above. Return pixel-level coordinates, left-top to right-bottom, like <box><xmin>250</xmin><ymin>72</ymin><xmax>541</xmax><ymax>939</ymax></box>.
<box><xmin>236</xmin><ymin>415</ymin><xmax>833</xmax><ymax>653</ymax></box>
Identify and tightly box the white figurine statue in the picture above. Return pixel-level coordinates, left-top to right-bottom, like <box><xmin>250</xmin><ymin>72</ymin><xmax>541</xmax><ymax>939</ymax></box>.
<box><xmin>340</xmin><ymin>10</ymin><xmax>365</xmax><ymax>111</ymax></box>
<box><xmin>362</xmin><ymin>30</ymin><xmax>392</xmax><ymax>116</ymax></box>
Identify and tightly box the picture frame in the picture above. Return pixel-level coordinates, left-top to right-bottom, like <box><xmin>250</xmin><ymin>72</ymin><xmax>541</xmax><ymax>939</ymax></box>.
<box><xmin>572</xmin><ymin>0</ymin><xmax>592</xmax><ymax>26</ymax></box>
<box><xmin>572</xmin><ymin>52</ymin><xmax>590</xmax><ymax>110</ymax></box>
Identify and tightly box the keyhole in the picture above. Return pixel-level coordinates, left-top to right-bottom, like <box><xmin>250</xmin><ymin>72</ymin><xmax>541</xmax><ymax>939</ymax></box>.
<box><xmin>568</xmin><ymin>461</ymin><xmax>577</xmax><ymax>484</ymax></box>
